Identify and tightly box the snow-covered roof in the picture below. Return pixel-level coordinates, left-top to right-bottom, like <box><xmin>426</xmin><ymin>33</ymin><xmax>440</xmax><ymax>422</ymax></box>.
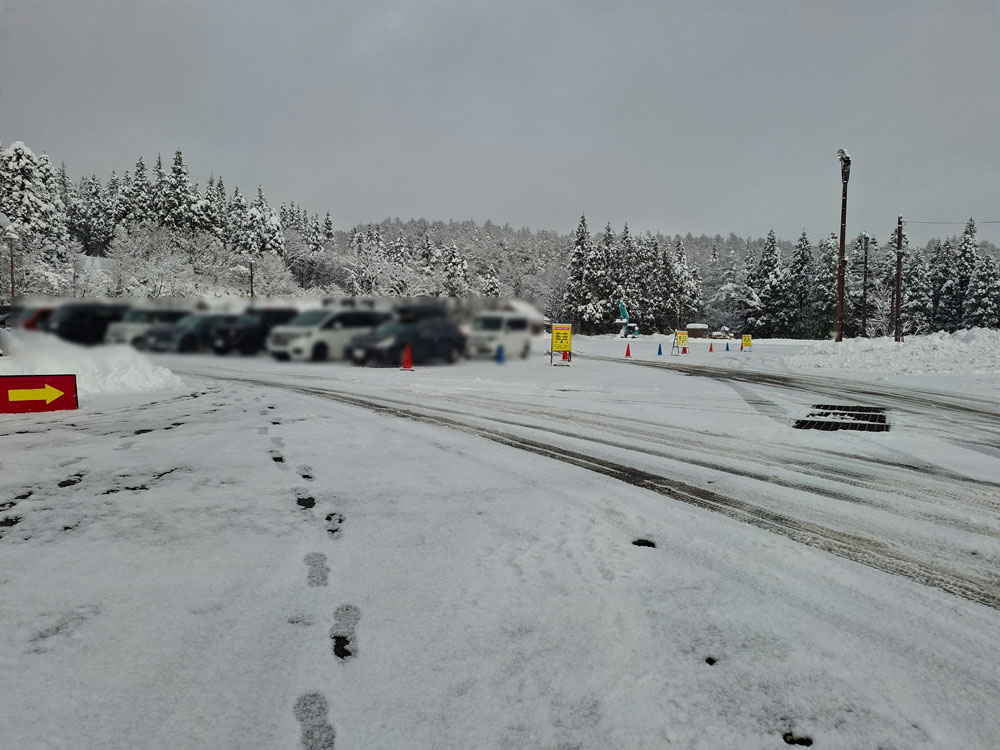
<box><xmin>686</xmin><ymin>323</ymin><xmax>710</xmax><ymax>329</ymax></box>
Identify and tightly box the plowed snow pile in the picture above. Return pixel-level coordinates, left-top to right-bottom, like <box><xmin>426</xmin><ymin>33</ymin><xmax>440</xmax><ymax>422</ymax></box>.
<box><xmin>0</xmin><ymin>331</ymin><xmax>185</xmax><ymax>395</ymax></box>
<box><xmin>786</xmin><ymin>328</ymin><xmax>1000</xmax><ymax>375</ymax></box>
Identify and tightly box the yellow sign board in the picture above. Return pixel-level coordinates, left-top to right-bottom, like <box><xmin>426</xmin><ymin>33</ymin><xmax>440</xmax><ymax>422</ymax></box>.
<box><xmin>742</xmin><ymin>334</ymin><xmax>753</xmax><ymax>349</ymax></box>
<box><xmin>676</xmin><ymin>331</ymin><xmax>689</xmax><ymax>347</ymax></box>
<box><xmin>551</xmin><ymin>324</ymin><xmax>572</xmax><ymax>352</ymax></box>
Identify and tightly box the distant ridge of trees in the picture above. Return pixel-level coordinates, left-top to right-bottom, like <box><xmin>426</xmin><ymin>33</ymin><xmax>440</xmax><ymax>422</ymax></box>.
<box><xmin>2</xmin><ymin>139</ymin><xmax>997</xmax><ymax>334</ymax></box>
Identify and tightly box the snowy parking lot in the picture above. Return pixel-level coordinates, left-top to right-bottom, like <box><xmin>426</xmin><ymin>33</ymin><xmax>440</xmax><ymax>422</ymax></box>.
<box><xmin>2</xmin><ymin>331</ymin><xmax>1000</xmax><ymax>749</ymax></box>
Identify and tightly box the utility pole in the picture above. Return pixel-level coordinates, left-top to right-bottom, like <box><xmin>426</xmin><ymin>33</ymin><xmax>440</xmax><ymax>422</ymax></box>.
<box><xmin>836</xmin><ymin>149</ymin><xmax>851</xmax><ymax>342</ymax></box>
<box><xmin>861</xmin><ymin>233</ymin><xmax>870</xmax><ymax>337</ymax></box>
<box><xmin>894</xmin><ymin>216</ymin><xmax>903</xmax><ymax>342</ymax></box>
<box><xmin>250</xmin><ymin>260</ymin><xmax>255</xmax><ymax>299</ymax></box>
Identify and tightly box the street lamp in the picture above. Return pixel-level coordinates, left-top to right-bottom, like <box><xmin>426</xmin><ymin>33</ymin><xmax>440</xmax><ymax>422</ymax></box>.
<box><xmin>835</xmin><ymin>149</ymin><xmax>851</xmax><ymax>342</ymax></box>
<box><xmin>0</xmin><ymin>212</ymin><xmax>19</xmax><ymax>304</ymax></box>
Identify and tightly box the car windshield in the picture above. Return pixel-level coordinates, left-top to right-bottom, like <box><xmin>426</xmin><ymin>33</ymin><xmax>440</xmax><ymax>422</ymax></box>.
<box><xmin>123</xmin><ymin>309</ymin><xmax>166</xmax><ymax>323</ymax></box>
<box><xmin>49</xmin><ymin>306</ymin><xmax>89</xmax><ymax>323</ymax></box>
<box><xmin>174</xmin><ymin>314</ymin><xmax>203</xmax><ymax>329</ymax></box>
<box><xmin>473</xmin><ymin>316</ymin><xmax>504</xmax><ymax>332</ymax></box>
<box><xmin>237</xmin><ymin>313</ymin><xmax>263</xmax><ymax>326</ymax></box>
<box><xmin>286</xmin><ymin>310</ymin><xmax>330</xmax><ymax>327</ymax></box>
<box><xmin>10</xmin><ymin>307</ymin><xmax>45</xmax><ymax>323</ymax></box>
<box><xmin>373</xmin><ymin>320</ymin><xmax>414</xmax><ymax>337</ymax></box>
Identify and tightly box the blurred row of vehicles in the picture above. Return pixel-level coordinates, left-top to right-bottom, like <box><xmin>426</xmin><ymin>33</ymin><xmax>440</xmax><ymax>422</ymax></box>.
<box><xmin>1</xmin><ymin>300</ymin><xmax>537</xmax><ymax>366</ymax></box>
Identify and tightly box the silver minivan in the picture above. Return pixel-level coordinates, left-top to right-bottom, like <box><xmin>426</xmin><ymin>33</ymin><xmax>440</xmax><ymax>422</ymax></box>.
<box><xmin>465</xmin><ymin>312</ymin><xmax>532</xmax><ymax>359</ymax></box>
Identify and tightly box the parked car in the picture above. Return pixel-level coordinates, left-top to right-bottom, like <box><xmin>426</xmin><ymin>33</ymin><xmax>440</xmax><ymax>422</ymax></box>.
<box><xmin>46</xmin><ymin>303</ymin><xmax>129</xmax><ymax>345</ymax></box>
<box><xmin>266</xmin><ymin>308</ymin><xmax>391</xmax><ymax>362</ymax></box>
<box><xmin>104</xmin><ymin>307</ymin><xmax>191</xmax><ymax>348</ymax></box>
<box><xmin>709</xmin><ymin>327</ymin><xmax>734</xmax><ymax>339</ymax></box>
<box><xmin>7</xmin><ymin>305</ymin><xmax>56</xmax><ymax>331</ymax></box>
<box><xmin>465</xmin><ymin>311</ymin><xmax>532</xmax><ymax>359</ymax></box>
<box><xmin>0</xmin><ymin>305</ymin><xmax>11</xmax><ymax>328</ymax></box>
<box><xmin>348</xmin><ymin>316</ymin><xmax>466</xmax><ymax>367</ymax></box>
<box><xmin>145</xmin><ymin>313</ymin><xmax>239</xmax><ymax>353</ymax></box>
<box><xmin>213</xmin><ymin>307</ymin><xmax>299</xmax><ymax>355</ymax></box>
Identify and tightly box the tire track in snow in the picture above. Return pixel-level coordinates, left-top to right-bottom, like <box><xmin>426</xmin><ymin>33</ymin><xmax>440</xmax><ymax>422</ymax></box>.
<box><xmin>197</xmin><ymin>373</ymin><xmax>1000</xmax><ymax>611</ymax></box>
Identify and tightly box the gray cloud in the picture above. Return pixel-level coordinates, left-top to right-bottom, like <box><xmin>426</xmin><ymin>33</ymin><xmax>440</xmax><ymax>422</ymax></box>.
<box><xmin>2</xmin><ymin>0</ymin><xmax>998</xmax><ymax>245</ymax></box>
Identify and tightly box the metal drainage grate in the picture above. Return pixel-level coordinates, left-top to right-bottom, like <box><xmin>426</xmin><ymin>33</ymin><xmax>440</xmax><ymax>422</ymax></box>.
<box><xmin>793</xmin><ymin>405</ymin><xmax>889</xmax><ymax>432</ymax></box>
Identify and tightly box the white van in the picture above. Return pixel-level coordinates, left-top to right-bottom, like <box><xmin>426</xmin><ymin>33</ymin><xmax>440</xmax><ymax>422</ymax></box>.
<box><xmin>267</xmin><ymin>308</ymin><xmax>390</xmax><ymax>362</ymax></box>
<box><xmin>465</xmin><ymin>311</ymin><xmax>532</xmax><ymax>359</ymax></box>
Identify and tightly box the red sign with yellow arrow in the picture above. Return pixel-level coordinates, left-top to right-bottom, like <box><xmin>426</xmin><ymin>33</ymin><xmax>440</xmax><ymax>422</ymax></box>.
<box><xmin>1</xmin><ymin>375</ymin><xmax>78</xmax><ymax>414</ymax></box>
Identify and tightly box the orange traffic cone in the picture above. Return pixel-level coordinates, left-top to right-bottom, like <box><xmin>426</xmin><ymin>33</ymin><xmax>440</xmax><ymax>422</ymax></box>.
<box><xmin>400</xmin><ymin>343</ymin><xmax>413</xmax><ymax>371</ymax></box>
<box><xmin>682</xmin><ymin>346</ymin><xmax>688</xmax><ymax>355</ymax></box>
<box><xmin>562</xmin><ymin>350</ymin><xmax>569</xmax><ymax>362</ymax></box>
<box><xmin>709</xmin><ymin>342</ymin><xmax>714</xmax><ymax>353</ymax></box>
<box><xmin>625</xmin><ymin>343</ymin><xmax>631</xmax><ymax>358</ymax></box>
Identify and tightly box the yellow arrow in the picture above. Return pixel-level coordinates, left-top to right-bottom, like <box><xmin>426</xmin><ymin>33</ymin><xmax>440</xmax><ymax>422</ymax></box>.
<box><xmin>8</xmin><ymin>384</ymin><xmax>65</xmax><ymax>404</ymax></box>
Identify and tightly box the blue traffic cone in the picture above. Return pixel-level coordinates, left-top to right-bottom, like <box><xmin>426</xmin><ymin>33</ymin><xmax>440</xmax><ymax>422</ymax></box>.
<box><xmin>725</xmin><ymin>342</ymin><xmax>730</xmax><ymax>351</ymax></box>
<box><xmin>496</xmin><ymin>344</ymin><xmax>505</xmax><ymax>364</ymax></box>
<box><xmin>657</xmin><ymin>343</ymin><xmax>662</xmax><ymax>356</ymax></box>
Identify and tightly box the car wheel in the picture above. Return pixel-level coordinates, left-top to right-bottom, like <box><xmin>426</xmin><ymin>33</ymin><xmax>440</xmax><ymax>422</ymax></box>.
<box><xmin>311</xmin><ymin>342</ymin><xmax>328</xmax><ymax>362</ymax></box>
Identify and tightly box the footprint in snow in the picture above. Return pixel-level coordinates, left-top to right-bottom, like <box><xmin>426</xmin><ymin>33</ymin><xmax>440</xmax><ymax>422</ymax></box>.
<box><xmin>325</xmin><ymin>513</ymin><xmax>344</xmax><ymax>537</ymax></box>
<box><xmin>270</xmin><ymin>450</ymin><xmax>285</xmax><ymax>465</ymax></box>
<box><xmin>330</xmin><ymin>604</ymin><xmax>360</xmax><ymax>660</ymax></box>
<box><xmin>304</xmin><ymin>553</ymin><xmax>329</xmax><ymax>587</ymax></box>
<box><xmin>271</xmin><ymin>437</ymin><xmax>284</xmax><ymax>448</ymax></box>
<box><xmin>294</xmin><ymin>693</ymin><xmax>336</xmax><ymax>750</ymax></box>
<box><xmin>298</xmin><ymin>465</ymin><xmax>314</xmax><ymax>481</ymax></box>
<box><xmin>257</xmin><ymin>426</ymin><xmax>269</xmax><ymax>435</ymax></box>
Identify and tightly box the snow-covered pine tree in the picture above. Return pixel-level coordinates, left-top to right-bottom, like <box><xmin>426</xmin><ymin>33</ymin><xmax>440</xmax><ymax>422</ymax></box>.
<box><xmin>323</xmin><ymin>212</ymin><xmax>335</xmax><ymax>242</ymax></box>
<box><xmin>962</xmin><ymin>255</ymin><xmax>1000</xmax><ymax>329</ymax></box>
<box><xmin>616</xmin><ymin>223</ymin><xmax>640</xmax><ymax>323</ymax></box>
<box><xmin>152</xmin><ymin>154</ymin><xmax>167</xmax><ymax>223</ymax></box>
<box><xmin>252</xmin><ymin>187</ymin><xmax>286</xmax><ymax>257</ymax></box>
<box><xmin>674</xmin><ymin>237</ymin><xmax>702</xmax><ymax>326</ymax></box>
<box><xmin>479</xmin><ymin>264</ymin><xmax>501</xmax><ymax>297</ymax></box>
<box><xmin>786</xmin><ymin>231</ymin><xmax>815</xmax><ymax>338</ymax></box>
<box><xmin>161</xmin><ymin>149</ymin><xmax>199</xmax><ymax>231</ymax></box>
<box><xmin>813</xmin><ymin>232</ymin><xmax>840</xmax><ymax>338</ymax></box>
<box><xmin>901</xmin><ymin>251</ymin><xmax>934</xmax><ymax>335</ymax></box>
<box><xmin>0</xmin><ymin>142</ymin><xmax>51</xmax><ymax>236</ymax></box>
<box><xmin>700</xmin><ymin>245</ymin><xmax>724</xmax><ymax>325</ymax></box>
<box><xmin>580</xmin><ymin>222</ymin><xmax>616</xmax><ymax>333</ymax></box>
<box><xmin>562</xmin><ymin>214</ymin><xmax>592</xmax><ymax>327</ymax></box>
<box><xmin>443</xmin><ymin>243</ymin><xmax>471</xmax><ymax>297</ymax></box>
<box><xmin>129</xmin><ymin>156</ymin><xmax>153</xmax><ymax>224</ymax></box>
<box><xmin>636</xmin><ymin>232</ymin><xmax>661</xmax><ymax>332</ymax></box>
<box><xmin>105</xmin><ymin>171</ymin><xmax>122</xmax><ymax>232</ymax></box>
<box><xmin>939</xmin><ymin>219</ymin><xmax>980</xmax><ymax>330</ymax></box>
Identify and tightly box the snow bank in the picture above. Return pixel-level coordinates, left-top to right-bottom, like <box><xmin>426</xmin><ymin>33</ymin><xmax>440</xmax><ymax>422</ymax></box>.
<box><xmin>0</xmin><ymin>331</ymin><xmax>185</xmax><ymax>396</ymax></box>
<box><xmin>787</xmin><ymin>328</ymin><xmax>1000</xmax><ymax>375</ymax></box>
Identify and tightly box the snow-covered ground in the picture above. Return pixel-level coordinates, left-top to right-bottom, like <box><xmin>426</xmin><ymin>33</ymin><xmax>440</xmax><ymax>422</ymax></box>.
<box><xmin>2</xmin><ymin>332</ymin><xmax>999</xmax><ymax>749</ymax></box>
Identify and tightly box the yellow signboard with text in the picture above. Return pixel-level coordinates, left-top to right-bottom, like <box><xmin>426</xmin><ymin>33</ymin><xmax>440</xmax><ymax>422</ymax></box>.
<box><xmin>742</xmin><ymin>334</ymin><xmax>753</xmax><ymax>349</ymax></box>
<box><xmin>676</xmin><ymin>331</ymin><xmax>689</xmax><ymax>347</ymax></box>
<box><xmin>551</xmin><ymin>324</ymin><xmax>572</xmax><ymax>352</ymax></box>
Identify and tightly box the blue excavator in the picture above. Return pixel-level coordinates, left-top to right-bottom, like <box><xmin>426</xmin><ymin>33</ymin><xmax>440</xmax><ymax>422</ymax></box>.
<box><xmin>615</xmin><ymin>301</ymin><xmax>639</xmax><ymax>338</ymax></box>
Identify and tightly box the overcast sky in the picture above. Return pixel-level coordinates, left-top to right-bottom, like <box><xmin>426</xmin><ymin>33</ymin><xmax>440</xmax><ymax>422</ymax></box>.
<box><xmin>2</xmin><ymin>0</ymin><xmax>998</xmax><ymax>245</ymax></box>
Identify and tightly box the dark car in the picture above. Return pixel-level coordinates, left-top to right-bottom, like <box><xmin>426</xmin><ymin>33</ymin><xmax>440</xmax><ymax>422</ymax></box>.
<box><xmin>8</xmin><ymin>305</ymin><xmax>57</xmax><ymax>331</ymax></box>
<box><xmin>0</xmin><ymin>305</ymin><xmax>11</xmax><ymax>328</ymax></box>
<box><xmin>212</xmin><ymin>307</ymin><xmax>298</xmax><ymax>355</ymax></box>
<box><xmin>46</xmin><ymin>303</ymin><xmax>129</xmax><ymax>345</ymax></box>
<box><xmin>348</xmin><ymin>316</ymin><xmax>465</xmax><ymax>367</ymax></box>
<box><xmin>146</xmin><ymin>313</ymin><xmax>240</xmax><ymax>353</ymax></box>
